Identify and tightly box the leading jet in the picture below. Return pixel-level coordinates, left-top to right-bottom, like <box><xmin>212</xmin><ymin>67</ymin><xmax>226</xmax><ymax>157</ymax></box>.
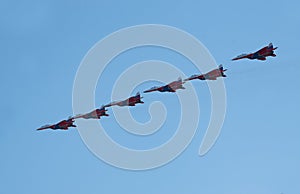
<box><xmin>184</xmin><ymin>65</ymin><xmax>227</xmax><ymax>81</ymax></box>
<box><xmin>143</xmin><ymin>77</ymin><xmax>185</xmax><ymax>93</ymax></box>
<box><xmin>232</xmin><ymin>43</ymin><xmax>278</xmax><ymax>61</ymax></box>
<box><xmin>104</xmin><ymin>92</ymin><xmax>144</xmax><ymax>107</ymax></box>
<box><xmin>37</xmin><ymin>118</ymin><xmax>76</xmax><ymax>131</ymax></box>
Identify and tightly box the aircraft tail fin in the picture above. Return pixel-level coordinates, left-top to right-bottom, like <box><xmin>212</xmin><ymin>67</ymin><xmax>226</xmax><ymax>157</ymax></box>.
<box><xmin>219</xmin><ymin>64</ymin><xmax>223</xmax><ymax>71</ymax></box>
<box><xmin>136</xmin><ymin>92</ymin><xmax>143</xmax><ymax>99</ymax></box>
<box><xmin>268</xmin><ymin>43</ymin><xmax>273</xmax><ymax>48</ymax></box>
<box><xmin>219</xmin><ymin>64</ymin><xmax>227</xmax><ymax>71</ymax></box>
<box><xmin>219</xmin><ymin>64</ymin><xmax>227</xmax><ymax>77</ymax></box>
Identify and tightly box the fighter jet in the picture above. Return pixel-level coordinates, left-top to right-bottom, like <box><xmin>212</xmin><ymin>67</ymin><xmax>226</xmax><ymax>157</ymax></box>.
<box><xmin>37</xmin><ymin>118</ymin><xmax>76</xmax><ymax>131</ymax></box>
<box><xmin>184</xmin><ymin>65</ymin><xmax>227</xmax><ymax>81</ymax></box>
<box><xmin>143</xmin><ymin>77</ymin><xmax>185</xmax><ymax>93</ymax></box>
<box><xmin>104</xmin><ymin>92</ymin><xmax>144</xmax><ymax>107</ymax></box>
<box><xmin>232</xmin><ymin>43</ymin><xmax>278</xmax><ymax>61</ymax></box>
<box><xmin>71</xmin><ymin>106</ymin><xmax>109</xmax><ymax>119</ymax></box>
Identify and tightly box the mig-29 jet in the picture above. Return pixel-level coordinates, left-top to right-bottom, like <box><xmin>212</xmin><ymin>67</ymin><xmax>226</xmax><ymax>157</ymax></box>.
<box><xmin>104</xmin><ymin>92</ymin><xmax>144</xmax><ymax>107</ymax></box>
<box><xmin>184</xmin><ymin>65</ymin><xmax>227</xmax><ymax>81</ymax></box>
<box><xmin>232</xmin><ymin>43</ymin><xmax>278</xmax><ymax>61</ymax></box>
<box><xmin>143</xmin><ymin>77</ymin><xmax>185</xmax><ymax>93</ymax></box>
<box><xmin>71</xmin><ymin>106</ymin><xmax>109</xmax><ymax>119</ymax></box>
<box><xmin>37</xmin><ymin>118</ymin><xmax>76</xmax><ymax>131</ymax></box>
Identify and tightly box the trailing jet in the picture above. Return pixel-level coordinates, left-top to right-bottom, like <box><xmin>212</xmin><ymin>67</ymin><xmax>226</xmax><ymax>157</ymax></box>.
<box><xmin>71</xmin><ymin>106</ymin><xmax>109</xmax><ymax>119</ymax></box>
<box><xmin>104</xmin><ymin>92</ymin><xmax>144</xmax><ymax>107</ymax></box>
<box><xmin>232</xmin><ymin>43</ymin><xmax>278</xmax><ymax>61</ymax></box>
<box><xmin>143</xmin><ymin>77</ymin><xmax>185</xmax><ymax>93</ymax></box>
<box><xmin>37</xmin><ymin>118</ymin><xmax>76</xmax><ymax>131</ymax></box>
<box><xmin>184</xmin><ymin>65</ymin><xmax>227</xmax><ymax>81</ymax></box>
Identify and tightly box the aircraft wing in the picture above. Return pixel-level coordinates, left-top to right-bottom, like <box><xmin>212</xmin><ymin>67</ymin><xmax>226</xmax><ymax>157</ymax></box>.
<box><xmin>256</xmin><ymin>46</ymin><xmax>269</xmax><ymax>55</ymax></box>
<box><xmin>143</xmin><ymin>86</ymin><xmax>160</xmax><ymax>93</ymax></box>
<box><xmin>104</xmin><ymin>101</ymin><xmax>123</xmax><ymax>107</ymax></box>
<box><xmin>257</xmin><ymin>56</ymin><xmax>266</xmax><ymax>60</ymax></box>
<box><xmin>70</xmin><ymin>114</ymin><xmax>85</xmax><ymax>119</ymax></box>
<box><xmin>184</xmin><ymin>74</ymin><xmax>200</xmax><ymax>81</ymax></box>
<box><xmin>207</xmin><ymin>77</ymin><xmax>217</xmax><ymax>80</ymax></box>
<box><xmin>232</xmin><ymin>53</ymin><xmax>252</xmax><ymax>61</ymax></box>
<box><xmin>168</xmin><ymin>87</ymin><xmax>176</xmax><ymax>92</ymax></box>
<box><xmin>169</xmin><ymin>80</ymin><xmax>183</xmax><ymax>88</ymax></box>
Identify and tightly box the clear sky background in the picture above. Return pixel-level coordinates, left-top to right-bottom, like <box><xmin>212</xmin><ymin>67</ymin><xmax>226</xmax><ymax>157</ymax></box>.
<box><xmin>1</xmin><ymin>0</ymin><xmax>299</xmax><ymax>194</ymax></box>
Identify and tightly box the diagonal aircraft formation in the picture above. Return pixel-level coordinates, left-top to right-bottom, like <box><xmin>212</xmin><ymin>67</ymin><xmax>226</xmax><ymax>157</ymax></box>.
<box><xmin>37</xmin><ymin>43</ymin><xmax>278</xmax><ymax>131</ymax></box>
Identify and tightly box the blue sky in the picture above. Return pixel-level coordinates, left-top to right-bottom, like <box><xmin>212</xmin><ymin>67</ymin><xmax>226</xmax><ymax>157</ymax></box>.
<box><xmin>1</xmin><ymin>0</ymin><xmax>299</xmax><ymax>194</ymax></box>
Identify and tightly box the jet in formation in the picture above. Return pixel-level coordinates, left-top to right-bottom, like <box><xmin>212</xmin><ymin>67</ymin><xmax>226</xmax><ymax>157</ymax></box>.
<box><xmin>143</xmin><ymin>77</ymin><xmax>185</xmax><ymax>93</ymax></box>
<box><xmin>104</xmin><ymin>92</ymin><xmax>144</xmax><ymax>107</ymax></box>
<box><xmin>232</xmin><ymin>43</ymin><xmax>277</xmax><ymax>61</ymax></box>
<box><xmin>185</xmin><ymin>65</ymin><xmax>227</xmax><ymax>81</ymax></box>
<box><xmin>37</xmin><ymin>118</ymin><xmax>76</xmax><ymax>131</ymax></box>
<box><xmin>71</xmin><ymin>106</ymin><xmax>109</xmax><ymax>119</ymax></box>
